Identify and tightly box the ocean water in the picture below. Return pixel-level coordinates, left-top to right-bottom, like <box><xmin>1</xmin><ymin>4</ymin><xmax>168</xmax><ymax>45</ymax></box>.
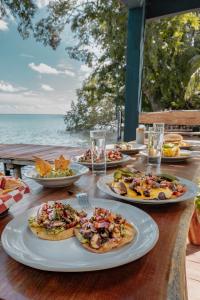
<box><xmin>0</xmin><ymin>114</ymin><xmax>117</xmax><ymax>147</ymax></box>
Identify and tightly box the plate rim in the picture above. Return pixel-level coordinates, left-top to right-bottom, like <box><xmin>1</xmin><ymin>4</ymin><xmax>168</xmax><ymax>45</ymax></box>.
<box><xmin>1</xmin><ymin>198</ymin><xmax>159</xmax><ymax>272</ymax></box>
<box><xmin>73</xmin><ymin>154</ymin><xmax>131</xmax><ymax>166</ymax></box>
<box><xmin>97</xmin><ymin>174</ymin><xmax>198</xmax><ymax>205</ymax></box>
<box><xmin>107</xmin><ymin>143</ymin><xmax>146</xmax><ymax>152</ymax></box>
<box><xmin>140</xmin><ymin>150</ymin><xmax>192</xmax><ymax>161</ymax></box>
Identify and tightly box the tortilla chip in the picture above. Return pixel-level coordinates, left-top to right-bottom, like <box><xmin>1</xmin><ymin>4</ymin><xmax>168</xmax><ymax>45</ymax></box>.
<box><xmin>54</xmin><ymin>155</ymin><xmax>70</xmax><ymax>171</ymax></box>
<box><xmin>34</xmin><ymin>156</ymin><xmax>52</xmax><ymax>177</ymax></box>
<box><xmin>4</xmin><ymin>178</ymin><xmax>21</xmax><ymax>190</ymax></box>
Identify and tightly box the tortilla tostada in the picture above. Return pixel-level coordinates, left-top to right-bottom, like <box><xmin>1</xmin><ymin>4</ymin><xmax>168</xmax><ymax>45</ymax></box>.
<box><xmin>74</xmin><ymin>207</ymin><xmax>136</xmax><ymax>253</ymax></box>
<box><xmin>29</xmin><ymin>202</ymin><xmax>87</xmax><ymax>241</ymax></box>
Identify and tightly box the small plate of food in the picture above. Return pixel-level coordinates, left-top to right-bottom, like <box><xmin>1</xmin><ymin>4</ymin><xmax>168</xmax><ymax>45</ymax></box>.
<box><xmin>140</xmin><ymin>144</ymin><xmax>192</xmax><ymax>163</ymax></box>
<box><xmin>107</xmin><ymin>142</ymin><xmax>146</xmax><ymax>155</ymax></box>
<box><xmin>161</xmin><ymin>143</ymin><xmax>192</xmax><ymax>162</ymax></box>
<box><xmin>1</xmin><ymin>198</ymin><xmax>158</xmax><ymax>271</ymax></box>
<box><xmin>74</xmin><ymin>149</ymin><xmax>131</xmax><ymax>168</ymax></box>
<box><xmin>25</xmin><ymin>155</ymin><xmax>89</xmax><ymax>187</ymax></box>
<box><xmin>164</xmin><ymin>134</ymin><xmax>191</xmax><ymax>150</ymax></box>
<box><xmin>97</xmin><ymin>167</ymin><xmax>198</xmax><ymax>204</ymax></box>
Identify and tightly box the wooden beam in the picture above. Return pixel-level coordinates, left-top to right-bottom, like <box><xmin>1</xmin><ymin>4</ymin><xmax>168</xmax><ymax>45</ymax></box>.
<box><xmin>122</xmin><ymin>0</ymin><xmax>200</xmax><ymax>18</ymax></box>
<box><xmin>124</xmin><ymin>4</ymin><xmax>146</xmax><ymax>141</ymax></box>
<box><xmin>122</xmin><ymin>0</ymin><xmax>144</xmax><ymax>8</ymax></box>
<box><xmin>146</xmin><ymin>0</ymin><xmax>200</xmax><ymax>20</ymax></box>
<box><xmin>139</xmin><ymin>110</ymin><xmax>200</xmax><ymax>126</ymax></box>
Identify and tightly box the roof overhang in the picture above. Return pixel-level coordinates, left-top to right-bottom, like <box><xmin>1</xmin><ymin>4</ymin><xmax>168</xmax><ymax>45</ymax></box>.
<box><xmin>122</xmin><ymin>0</ymin><xmax>145</xmax><ymax>8</ymax></box>
<box><xmin>122</xmin><ymin>0</ymin><xmax>200</xmax><ymax>19</ymax></box>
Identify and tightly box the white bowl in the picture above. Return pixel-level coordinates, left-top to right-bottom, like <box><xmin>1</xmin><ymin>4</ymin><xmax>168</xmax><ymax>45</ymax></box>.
<box><xmin>24</xmin><ymin>163</ymin><xmax>89</xmax><ymax>188</ymax></box>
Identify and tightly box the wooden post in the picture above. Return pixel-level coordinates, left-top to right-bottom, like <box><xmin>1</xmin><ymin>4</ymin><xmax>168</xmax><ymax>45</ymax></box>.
<box><xmin>124</xmin><ymin>4</ymin><xmax>146</xmax><ymax>141</ymax></box>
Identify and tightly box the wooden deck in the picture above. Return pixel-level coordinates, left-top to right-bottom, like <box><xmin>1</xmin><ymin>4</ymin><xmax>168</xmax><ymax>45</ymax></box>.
<box><xmin>186</xmin><ymin>243</ymin><xmax>200</xmax><ymax>300</ymax></box>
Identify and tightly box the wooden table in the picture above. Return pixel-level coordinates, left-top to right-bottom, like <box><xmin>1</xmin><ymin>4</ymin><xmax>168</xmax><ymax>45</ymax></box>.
<box><xmin>0</xmin><ymin>144</ymin><xmax>82</xmax><ymax>177</ymax></box>
<box><xmin>0</xmin><ymin>153</ymin><xmax>200</xmax><ymax>300</ymax></box>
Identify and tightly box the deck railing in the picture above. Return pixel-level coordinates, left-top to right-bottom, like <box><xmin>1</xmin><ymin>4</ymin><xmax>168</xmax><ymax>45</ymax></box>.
<box><xmin>139</xmin><ymin>110</ymin><xmax>200</xmax><ymax>134</ymax></box>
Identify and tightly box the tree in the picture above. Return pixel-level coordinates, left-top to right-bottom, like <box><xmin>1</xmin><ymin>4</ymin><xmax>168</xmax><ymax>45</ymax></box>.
<box><xmin>1</xmin><ymin>1</ymin><xmax>200</xmax><ymax>130</ymax></box>
<box><xmin>143</xmin><ymin>13</ymin><xmax>200</xmax><ymax>111</ymax></box>
<box><xmin>0</xmin><ymin>1</ymin><xmax>37</xmax><ymax>38</ymax></box>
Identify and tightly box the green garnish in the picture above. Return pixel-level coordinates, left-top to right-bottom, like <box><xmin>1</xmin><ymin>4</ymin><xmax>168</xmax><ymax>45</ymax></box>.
<box><xmin>163</xmin><ymin>143</ymin><xmax>175</xmax><ymax>149</ymax></box>
<box><xmin>195</xmin><ymin>196</ymin><xmax>200</xmax><ymax>210</ymax></box>
<box><xmin>158</xmin><ymin>173</ymin><xmax>178</xmax><ymax>182</ymax></box>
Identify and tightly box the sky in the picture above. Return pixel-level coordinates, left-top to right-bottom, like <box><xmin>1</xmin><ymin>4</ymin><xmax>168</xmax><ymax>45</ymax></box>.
<box><xmin>0</xmin><ymin>1</ymin><xmax>91</xmax><ymax>114</ymax></box>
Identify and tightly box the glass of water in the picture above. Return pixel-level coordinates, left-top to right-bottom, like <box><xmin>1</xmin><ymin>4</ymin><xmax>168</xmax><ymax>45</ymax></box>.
<box><xmin>90</xmin><ymin>130</ymin><xmax>106</xmax><ymax>175</ymax></box>
<box><xmin>153</xmin><ymin>123</ymin><xmax>165</xmax><ymax>136</ymax></box>
<box><xmin>147</xmin><ymin>125</ymin><xmax>164</xmax><ymax>166</ymax></box>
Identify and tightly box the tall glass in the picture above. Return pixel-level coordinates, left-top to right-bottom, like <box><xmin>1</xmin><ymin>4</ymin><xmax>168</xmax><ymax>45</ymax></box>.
<box><xmin>153</xmin><ymin>123</ymin><xmax>165</xmax><ymax>136</ymax></box>
<box><xmin>90</xmin><ymin>130</ymin><xmax>106</xmax><ymax>175</ymax></box>
<box><xmin>147</xmin><ymin>126</ymin><xmax>164</xmax><ymax>166</ymax></box>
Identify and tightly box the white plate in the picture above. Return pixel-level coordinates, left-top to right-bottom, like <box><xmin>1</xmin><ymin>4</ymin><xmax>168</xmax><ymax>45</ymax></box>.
<box><xmin>97</xmin><ymin>175</ymin><xmax>198</xmax><ymax>205</ymax></box>
<box><xmin>24</xmin><ymin>163</ymin><xmax>89</xmax><ymax>187</ymax></box>
<box><xmin>1</xmin><ymin>198</ymin><xmax>159</xmax><ymax>272</ymax></box>
<box><xmin>140</xmin><ymin>150</ymin><xmax>192</xmax><ymax>163</ymax></box>
<box><xmin>73</xmin><ymin>154</ymin><xmax>132</xmax><ymax>169</ymax></box>
<box><xmin>107</xmin><ymin>143</ymin><xmax>146</xmax><ymax>154</ymax></box>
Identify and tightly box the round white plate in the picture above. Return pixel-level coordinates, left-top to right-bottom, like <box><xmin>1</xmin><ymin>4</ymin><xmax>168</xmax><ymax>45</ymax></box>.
<box><xmin>107</xmin><ymin>143</ymin><xmax>146</xmax><ymax>154</ymax></box>
<box><xmin>1</xmin><ymin>198</ymin><xmax>159</xmax><ymax>272</ymax></box>
<box><xmin>97</xmin><ymin>175</ymin><xmax>198</xmax><ymax>205</ymax></box>
<box><xmin>140</xmin><ymin>150</ymin><xmax>192</xmax><ymax>163</ymax></box>
<box><xmin>24</xmin><ymin>163</ymin><xmax>89</xmax><ymax>187</ymax></box>
<box><xmin>73</xmin><ymin>154</ymin><xmax>132</xmax><ymax>169</ymax></box>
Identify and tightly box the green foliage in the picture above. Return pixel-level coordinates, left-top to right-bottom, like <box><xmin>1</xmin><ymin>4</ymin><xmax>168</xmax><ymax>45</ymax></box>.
<box><xmin>0</xmin><ymin>1</ymin><xmax>37</xmax><ymax>38</ymax></box>
<box><xmin>1</xmin><ymin>1</ymin><xmax>200</xmax><ymax>129</ymax></box>
<box><xmin>143</xmin><ymin>13</ymin><xmax>200</xmax><ymax>111</ymax></box>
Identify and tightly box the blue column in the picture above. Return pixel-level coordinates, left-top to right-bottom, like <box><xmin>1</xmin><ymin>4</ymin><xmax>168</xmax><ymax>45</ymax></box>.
<box><xmin>124</xmin><ymin>4</ymin><xmax>146</xmax><ymax>141</ymax></box>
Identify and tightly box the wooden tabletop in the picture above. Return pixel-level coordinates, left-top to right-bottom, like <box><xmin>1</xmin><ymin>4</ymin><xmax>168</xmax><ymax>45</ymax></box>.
<box><xmin>0</xmin><ymin>144</ymin><xmax>83</xmax><ymax>165</ymax></box>
<box><xmin>0</xmin><ymin>154</ymin><xmax>200</xmax><ymax>300</ymax></box>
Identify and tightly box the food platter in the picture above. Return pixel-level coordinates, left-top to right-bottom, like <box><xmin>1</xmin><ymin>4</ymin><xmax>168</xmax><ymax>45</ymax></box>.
<box><xmin>24</xmin><ymin>163</ymin><xmax>89</xmax><ymax>187</ymax></box>
<box><xmin>140</xmin><ymin>150</ymin><xmax>193</xmax><ymax>163</ymax></box>
<box><xmin>1</xmin><ymin>198</ymin><xmax>159</xmax><ymax>272</ymax></box>
<box><xmin>73</xmin><ymin>154</ymin><xmax>132</xmax><ymax>169</ymax></box>
<box><xmin>97</xmin><ymin>175</ymin><xmax>198</xmax><ymax>205</ymax></box>
<box><xmin>106</xmin><ymin>143</ymin><xmax>146</xmax><ymax>155</ymax></box>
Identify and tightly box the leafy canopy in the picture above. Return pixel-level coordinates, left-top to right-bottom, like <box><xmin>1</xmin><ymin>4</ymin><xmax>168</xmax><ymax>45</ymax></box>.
<box><xmin>1</xmin><ymin>1</ymin><xmax>200</xmax><ymax>130</ymax></box>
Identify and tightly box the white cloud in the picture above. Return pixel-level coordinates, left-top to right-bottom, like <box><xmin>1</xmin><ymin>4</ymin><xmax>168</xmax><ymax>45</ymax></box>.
<box><xmin>0</xmin><ymin>91</ymin><xmax>73</xmax><ymax>114</ymax></box>
<box><xmin>0</xmin><ymin>80</ymin><xmax>25</xmax><ymax>93</ymax></box>
<box><xmin>41</xmin><ymin>84</ymin><xmax>54</xmax><ymax>91</ymax></box>
<box><xmin>79</xmin><ymin>64</ymin><xmax>92</xmax><ymax>80</ymax></box>
<box><xmin>35</xmin><ymin>0</ymin><xmax>51</xmax><ymax>8</ymax></box>
<box><xmin>23</xmin><ymin>91</ymin><xmax>38</xmax><ymax>97</ymax></box>
<box><xmin>63</xmin><ymin>70</ymin><xmax>75</xmax><ymax>77</ymax></box>
<box><xmin>20</xmin><ymin>53</ymin><xmax>34</xmax><ymax>59</ymax></box>
<box><xmin>29</xmin><ymin>62</ymin><xmax>75</xmax><ymax>77</ymax></box>
<box><xmin>29</xmin><ymin>63</ymin><xmax>59</xmax><ymax>74</ymax></box>
<box><xmin>0</xmin><ymin>20</ymin><xmax>8</xmax><ymax>31</ymax></box>
<box><xmin>80</xmin><ymin>64</ymin><xmax>91</xmax><ymax>74</ymax></box>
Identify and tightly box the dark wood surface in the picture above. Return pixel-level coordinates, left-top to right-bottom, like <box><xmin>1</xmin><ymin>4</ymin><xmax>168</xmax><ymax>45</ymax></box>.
<box><xmin>0</xmin><ymin>144</ymin><xmax>82</xmax><ymax>163</ymax></box>
<box><xmin>0</xmin><ymin>154</ymin><xmax>200</xmax><ymax>300</ymax></box>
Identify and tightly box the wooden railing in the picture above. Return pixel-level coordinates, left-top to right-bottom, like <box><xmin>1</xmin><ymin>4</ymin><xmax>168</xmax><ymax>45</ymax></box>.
<box><xmin>139</xmin><ymin>110</ymin><xmax>200</xmax><ymax>126</ymax></box>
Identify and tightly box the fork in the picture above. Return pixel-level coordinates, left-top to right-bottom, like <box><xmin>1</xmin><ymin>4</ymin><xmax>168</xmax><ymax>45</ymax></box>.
<box><xmin>76</xmin><ymin>193</ymin><xmax>92</xmax><ymax>211</ymax></box>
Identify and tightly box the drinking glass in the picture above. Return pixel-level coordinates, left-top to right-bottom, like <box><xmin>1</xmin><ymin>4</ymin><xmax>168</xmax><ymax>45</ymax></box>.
<box><xmin>90</xmin><ymin>130</ymin><xmax>106</xmax><ymax>175</ymax></box>
<box><xmin>147</xmin><ymin>126</ymin><xmax>164</xmax><ymax>166</ymax></box>
<box><xmin>153</xmin><ymin>123</ymin><xmax>165</xmax><ymax>136</ymax></box>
